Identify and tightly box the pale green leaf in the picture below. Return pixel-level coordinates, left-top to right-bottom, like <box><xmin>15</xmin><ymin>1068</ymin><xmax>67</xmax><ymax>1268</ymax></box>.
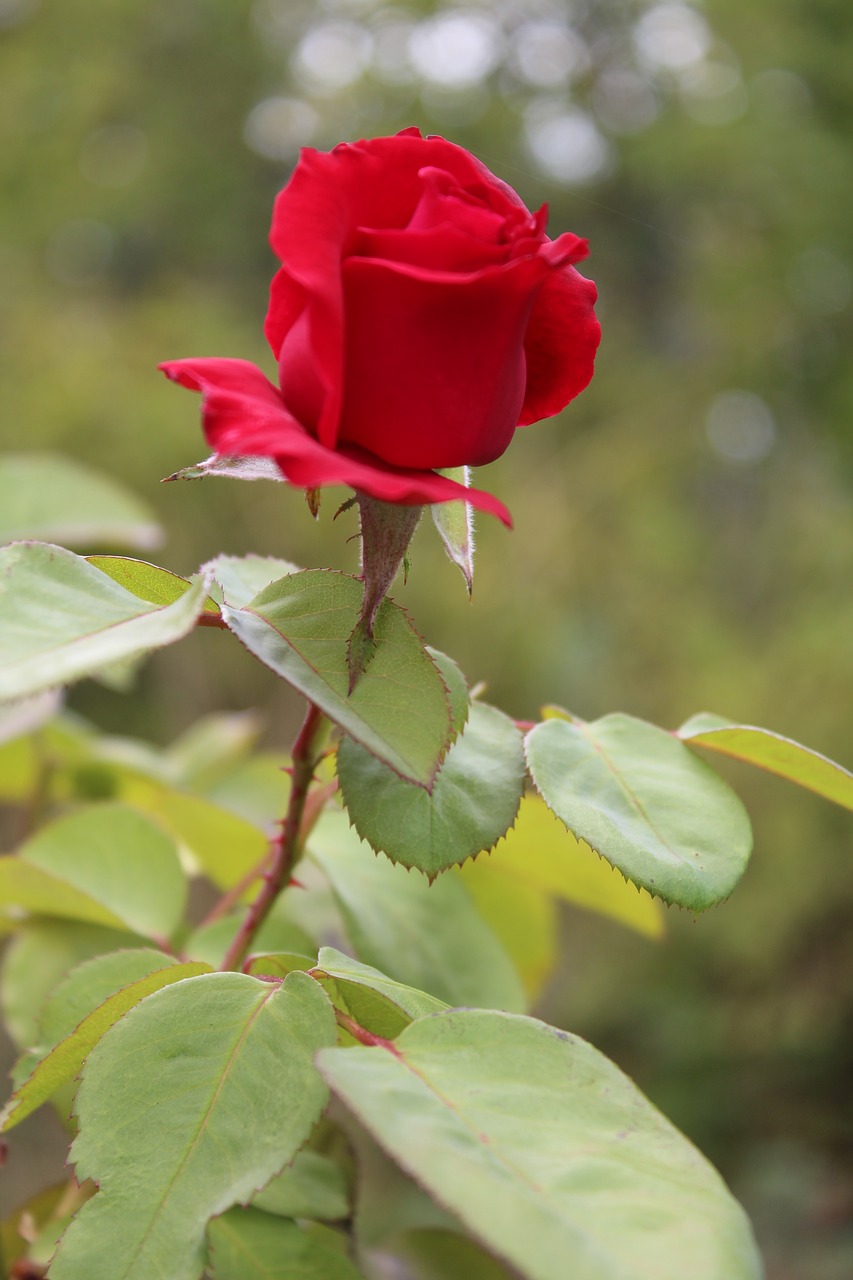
<box><xmin>17</xmin><ymin>803</ymin><xmax>187</xmax><ymax>939</ymax></box>
<box><xmin>0</xmin><ymin>454</ymin><xmax>161</xmax><ymax>550</ymax></box>
<box><xmin>308</xmin><ymin>810</ymin><xmax>525</xmax><ymax>1012</ymax></box>
<box><xmin>223</xmin><ymin>570</ymin><xmax>452</xmax><ymax>788</ymax></box>
<box><xmin>1</xmin><ymin>954</ymin><xmax>211</xmax><ymax>1132</ymax></box>
<box><xmin>207</xmin><ymin>1208</ymin><xmax>362</xmax><ymax>1280</ymax></box>
<box><xmin>678</xmin><ymin>712</ymin><xmax>853</xmax><ymax>811</ymax></box>
<box><xmin>337</xmin><ymin>703</ymin><xmax>523</xmax><ymax>876</ymax></box>
<box><xmin>203</xmin><ymin>554</ymin><xmax>302</xmax><ymax>610</ymax></box>
<box><xmin>319</xmin><ymin>1010</ymin><xmax>763</xmax><ymax>1280</ymax></box>
<box><xmin>249</xmin><ymin>1151</ymin><xmax>349</xmax><ymax>1221</ymax></box>
<box><xmin>0</xmin><ymin>543</ymin><xmax>209</xmax><ymax>700</ymax></box>
<box><xmin>50</xmin><ymin>971</ymin><xmax>336</xmax><ymax>1280</ymax></box>
<box><xmin>431</xmin><ymin>466</ymin><xmax>475</xmax><ymax>594</ymax></box>
<box><xmin>525</xmin><ymin>715</ymin><xmax>753</xmax><ymax>910</ymax></box>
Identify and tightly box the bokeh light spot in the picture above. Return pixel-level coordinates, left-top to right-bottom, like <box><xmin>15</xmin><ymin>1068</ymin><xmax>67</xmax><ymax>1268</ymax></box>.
<box><xmin>634</xmin><ymin>2</ymin><xmax>710</xmax><ymax>72</ymax></box>
<box><xmin>705</xmin><ymin>390</ymin><xmax>777</xmax><ymax>465</ymax></box>
<box><xmin>293</xmin><ymin>21</ymin><xmax>373</xmax><ymax>93</ymax></box>
<box><xmin>524</xmin><ymin>103</ymin><xmax>612</xmax><ymax>185</ymax></box>
<box><xmin>244</xmin><ymin>97</ymin><xmax>319</xmax><ymax>161</ymax></box>
<box><xmin>408</xmin><ymin>11</ymin><xmax>503</xmax><ymax>89</ymax></box>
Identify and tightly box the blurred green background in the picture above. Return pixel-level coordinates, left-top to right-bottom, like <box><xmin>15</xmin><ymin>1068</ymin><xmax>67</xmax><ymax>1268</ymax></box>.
<box><xmin>2</xmin><ymin>0</ymin><xmax>853</xmax><ymax>1273</ymax></box>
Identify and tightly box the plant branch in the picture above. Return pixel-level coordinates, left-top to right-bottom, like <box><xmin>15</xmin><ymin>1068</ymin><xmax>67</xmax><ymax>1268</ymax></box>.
<box><xmin>221</xmin><ymin>702</ymin><xmax>328</xmax><ymax>971</ymax></box>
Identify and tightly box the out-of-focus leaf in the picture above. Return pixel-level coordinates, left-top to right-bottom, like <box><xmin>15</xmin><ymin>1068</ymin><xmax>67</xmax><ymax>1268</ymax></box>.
<box><xmin>50</xmin><ymin>972</ymin><xmax>335</xmax><ymax>1280</ymax></box>
<box><xmin>320</xmin><ymin>1010</ymin><xmax>763</xmax><ymax>1280</ymax></box>
<box><xmin>0</xmin><ymin>690</ymin><xmax>62</xmax><ymax>745</ymax></box>
<box><xmin>308</xmin><ymin>810</ymin><xmax>525</xmax><ymax>1012</ymax></box>
<box><xmin>526</xmin><ymin>714</ymin><xmax>753</xmax><ymax>911</ymax></box>
<box><xmin>14</xmin><ymin>803</ymin><xmax>187</xmax><ymax>939</ymax></box>
<box><xmin>462</xmin><ymin>794</ymin><xmax>664</xmax><ymax>941</ymax></box>
<box><xmin>455</xmin><ymin>860</ymin><xmax>559</xmax><ymax>999</ymax></box>
<box><xmin>207</xmin><ymin>1208</ymin><xmax>362</xmax><ymax>1280</ymax></box>
<box><xmin>223</xmin><ymin>570</ymin><xmax>452</xmax><ymax>788</ymax></box>
<box><xmin>0</xmin><ymin>454</ymin><xmax>162</xmax><ymax>549</ymax></box>
<box><xmin>0</xmin><ymin>921</ymin><xmax>142</xmax><ymax>1048</ymax></box>
<box><xmin>249</xmin><ymin>1150</ymin><xmax>349</xmax><ymax>1221</ymax></box>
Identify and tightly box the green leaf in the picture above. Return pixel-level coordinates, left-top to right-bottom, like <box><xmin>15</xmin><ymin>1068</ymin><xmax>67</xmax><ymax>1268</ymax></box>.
<box><xmin>308</xmin><ymin>810</ymin><xmax>525</xmax><ymax>1012</ymax></box>
<box><xmin>319</xmin><ymin>1010</ymin><xmax>763</xmax><ymax>1280</ymax></box>
<box><xmin>431</xmin><ymin>466</ymin><xmax>475</xmax><ymax>594</ymax></box>
<box><xmin>313</xmin><ymin>946</ymin><xmax>447</xmax><ymax>1039</ymax></box>
<box><xmin>678</xmin><ymin>712</ymin><xmax>853</xmax><ymax>811</ymax></box>
<box><xmin>462</xmin><ymin>795</ymin><xmax>665</xmax><ymax>941</ymax></box>
<box><xmin>0</xmin><ymin>542</ymin><xmax>210</xmax><ymax>700</ymax></box>
<box><xmin>525</xmin><ymin>715</ymin><xmax>753</xmax><ymax>911</ymax></box>
<box><xmin>0</xmin><ymin>453</ymin><xmax>162</xmax><ymax>550</ymax></box>
<box><xmin>207</xmin><ymin>1208</ymin><xmax>362</xmax><ymax>1280</ymax></box>
<box><xmin>16</xmin><ymin>803</ymin><xmax>187</xmax><ymax>939</ymax></box>
<box><xmin>85</xmin><ymin>555</ymin><xmax>220</xmax><ymax>614</ymax></box>
<box><xmin>338</xmin><ymin>702</ymin><xmax>524</xmax><ymax>876</ymax></box>
<box><xmin>249</xmin><ymin>1150</ymin><xmax>350</xmax><ymax>1221</ymax></box>
<box><xmin>50</xmin><ymin>970</ymin><xmax>336</xmax><ymax>1280</ymax></box>
<box><xmin>223</xmin><ymin>570</ymin><xmax>452</xmax><ymax>788</ymax></box>
<box><xmin>427</xmin><ymin>647</ymin><xmax>469</xmax><ymax>739</ymax></box>
<box><xmin>0</xmin><ymin>921</ymin><xmax>141</xmax><ymax>1047</ymax></box>
<box><xmin>1</xmin><ymin>953</ymin><xmax>211</xmax><ymax>1132</ymax></box>
<box><xmin>203</xmin><ymin>553</ymin><xmax>302</xmax><ymax>610</ymax></box>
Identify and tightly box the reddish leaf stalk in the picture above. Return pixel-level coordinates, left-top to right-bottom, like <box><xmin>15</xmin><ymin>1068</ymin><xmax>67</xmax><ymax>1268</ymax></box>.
<box><xmin>221</xmin><ymin>702</ymin><xmax>328</xmax><ymax>971</ymax></box>
<box><xmin>334</xmin><ymin>1009</ymin><xmax>399</xmax><ymax>1051</ymax></box>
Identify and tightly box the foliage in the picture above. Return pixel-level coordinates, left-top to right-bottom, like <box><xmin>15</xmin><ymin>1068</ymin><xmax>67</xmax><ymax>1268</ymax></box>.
<box><xmin>1</xmin><ymin>456</ymin><xmax>853</xmax><ymax>1276</ymax></box>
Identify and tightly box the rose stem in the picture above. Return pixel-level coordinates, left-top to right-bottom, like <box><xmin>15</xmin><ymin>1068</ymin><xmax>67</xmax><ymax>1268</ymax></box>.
<box><xmin>221</xmin><ymin>701</ymin><xmax>328</xmax><ymax>972</ymax></box>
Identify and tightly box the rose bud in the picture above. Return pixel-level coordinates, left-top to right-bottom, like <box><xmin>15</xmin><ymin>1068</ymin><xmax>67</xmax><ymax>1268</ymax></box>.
<box><xmin>160</xmin><ymin>128</ymin><xmax>600</xmax><ymax>527</ymax></box>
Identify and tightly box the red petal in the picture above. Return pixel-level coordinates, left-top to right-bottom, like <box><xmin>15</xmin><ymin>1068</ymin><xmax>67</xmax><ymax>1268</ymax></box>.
<box><xmin>519</xmin><ymin>263</ymin><xmax>600</xmax><ymax>425</ymax></box>
<box><xmin>158</xmin><ymin>358</ymin><xmax>512</xmax><ymax>526</ymax></box>
<box><xmin>337</xmin><ymin>255</ymin><xmax>552</xmax><ymax>471</ymax></box>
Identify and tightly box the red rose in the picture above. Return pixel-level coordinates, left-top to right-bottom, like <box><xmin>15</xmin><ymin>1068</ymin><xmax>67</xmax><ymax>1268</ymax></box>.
<box><xmin>161</xmin><ymin>128</ymin><xmax>599</xmax><ymax>526</ymax></box>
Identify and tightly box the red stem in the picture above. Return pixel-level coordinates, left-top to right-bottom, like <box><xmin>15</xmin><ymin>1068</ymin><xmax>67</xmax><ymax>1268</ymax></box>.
<box><xmin>221</xmin><ymin>702</ymin><xmax>328</xmax><ymax>972</ymax></box>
